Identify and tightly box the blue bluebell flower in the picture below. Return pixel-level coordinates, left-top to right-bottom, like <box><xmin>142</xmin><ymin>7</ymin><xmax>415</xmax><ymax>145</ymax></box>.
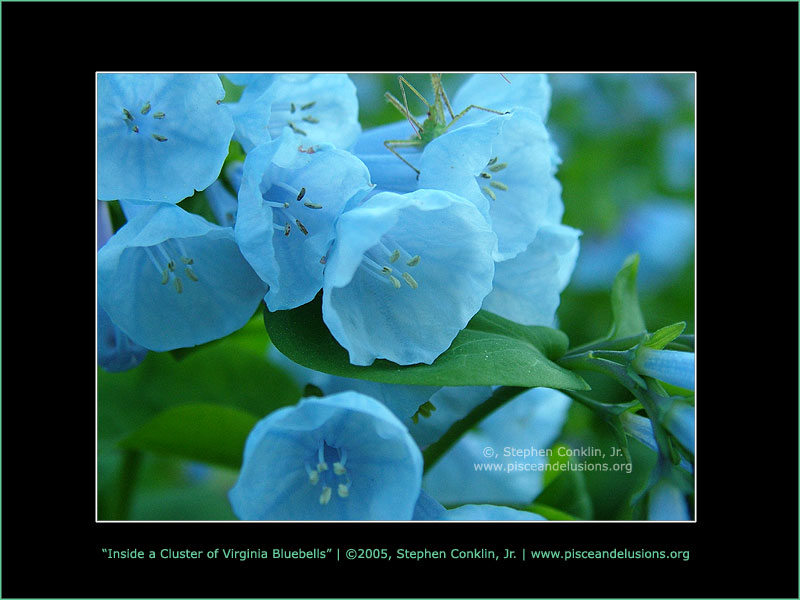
<box><xmin>235</xmin><ymin>131</ymin><xmax>373</xmax><ymax>311</ymax></box>
<box><xmin>228</xmin><ymin>391</ymin><xmax>423</xmax><ymax>520</ymax></box>
<box><xmin>451</xmin><ymin>73</ymin><xmax>552</xmax><ymax>124</ymax></box>
<box><xmin>633</xmin><ymin>347</ymin><xmax>695</xmax><ymax>391</ymax></box>
<box><xmin>322</xmin><ymin>188</ymin><xmax>496</xmax><ymax>366</ymax></box>
<box><xmin>412</xmin><ymin>490</ymin><xmax>546</xmax><ymax>521</ymax></box>
<box><xmin>228</xmin><ymin>73</ymin><xmax>361</xmax><ymax>153</ymax></box>
<box><xmin>97</xmin><ymin>203</ymin><xmax>268</xmax><ymax>351</ymax></box>
<box><xmin>355</xmin><ymin>107</ymin><xmax>562</xmax><ymax>262</ymax></box>
<box><xmin>422</xmin><ymin>387</ymin><xmax>571</xmax><ymax>506</ymax></box>
<box><xmin>97</xmin><ymin>73</ymin><xmax>234</xmax><ymax>203</ymax></box>
<box><xmin>481</xmin><ymin>223</ymin><xmax>581</xmax><ymax>326</ymax></box>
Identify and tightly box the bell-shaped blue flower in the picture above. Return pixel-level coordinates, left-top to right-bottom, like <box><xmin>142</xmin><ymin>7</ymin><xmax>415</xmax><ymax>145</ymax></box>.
<box><xmin>235</xmin><ymin>130</ymin><xmax>373</xmax><ymax>310</ymax></box>
<box><xmin>229</xmin><ymin>391</ymin><xmax>423</xmax><ymax>520</ymax></box>
<box><xmin>423</xmin><ymin>387</ymin><xmax>571</xmax><ymax>506</ymax></box>
<box><xmin>663</xmin><ymin>400</ymin><xmax>694</xmax><ymax>455</ymax></box>
<box><xmin>97</xmin><ymin>203</ymin><xmax>268</xmax><ymax>351</ymax></box>
<box><xmin>481</xmin><ymin>223</ymin><xmax>581</xmax><ymax>326</ymax></box>
<box><xmin>633</xmin><ymin>347</ymin><xmax>695</xmax><ymax>391</ymax></box>
<box><xmin>203</xmin><ymin>161</ymin><xmax>243</xmax><ymax>228</ymax></box>
<box><xmin>322</xmin><ymin>188</ymin><xmax>496</xmax><ymax>366</ymax></box>
<box><xmin>228</xmin><ymin>73</ymin><xmax>361</xmax><ymax>153</ymax></box>
<box><xmin>97</xmin><ymin>73</ymin><xmax>234</xmax><ymax>203</ymax></box>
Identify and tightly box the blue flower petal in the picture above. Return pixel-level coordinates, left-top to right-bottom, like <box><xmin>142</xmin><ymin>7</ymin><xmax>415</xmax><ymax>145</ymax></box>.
<box><xmin>97</xmin><ymin>74</ymin><xmax>234</xmax><ymax>203</ymax></box>
<box><xmin>442</xmin><ymin>504</ymin><xmax>547</xmax><ymax>521</ymax></box>
<box><xmin>235</xmin><ymin>131</ymin><xmax>373</xmax><ymax>310</ymax></box>
<box><xmin>229</xmin><ymin>74</ymin><xmax>361</xmax><ymax>153</ymax></box>
<box><xmin>419</xmin><ymin>108</ymin><xmax>561</xmax><ymax>260</ymax></box>
<box><xmin>97</xmin><ymin>204</ymin><xmax>268</xmax><ymax>351</ymax></box>
<box><xmin>482</xmin><ymin>223</ymin><xmax>581</xmax><ymax>326</ymax></box>
<box><xmin>322</xmin><ymin>189</ymin><xmax>496</xmax><ymax>366</ymax></box>
<box><xmin>647</xmin><ymin>480</ymin><xmax>690</xmax><ymax>521</ymax></box>
<box><xmin>229</xmin><ymin>391</ymin><xmax>423</xmax><ymax>520</ymax></box>
<box><xmin>451</xmin><ymin>73</ymin><xmax>551</xmax><ymax>126</ymax></box>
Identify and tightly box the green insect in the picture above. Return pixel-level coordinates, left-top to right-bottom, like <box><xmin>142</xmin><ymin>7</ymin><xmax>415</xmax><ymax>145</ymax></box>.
<box><xmin>383</xmin><ymin>73</ymin><xmax>509</xmax><ymax>175</ymax></box>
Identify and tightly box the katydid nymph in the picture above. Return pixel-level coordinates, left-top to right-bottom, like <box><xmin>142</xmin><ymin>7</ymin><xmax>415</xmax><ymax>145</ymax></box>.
<box><xmin>383</xmin><ymin>74</ymin><xmax>510</xmax><ymax>175</ymax></box>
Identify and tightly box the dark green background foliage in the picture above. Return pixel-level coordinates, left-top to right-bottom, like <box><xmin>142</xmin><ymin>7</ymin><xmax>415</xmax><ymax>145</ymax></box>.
<box><xmin>98</xmin><ymin>73</ymin><xmax>694</xmax><ymax>521</ymax></box>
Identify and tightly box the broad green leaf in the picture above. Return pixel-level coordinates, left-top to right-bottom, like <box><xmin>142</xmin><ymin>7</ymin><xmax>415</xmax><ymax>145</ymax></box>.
<box><xmin>264</xmin><ymin>295</ymin><xmax>589</xmax><ymax>390</ymax></box>
<box><xmin>608</xmin><ymin>254</ymin><xmax>646</xmax><ymax>339</ymax></box>
<box><xmin>98</xmin><ymin>317</ymin><xmax>301</xmax><ymax>443</ymax></box>
<box><xmin>644</xmin><ymin>322</ymin><xmax>686</xmax><ymax>350</ymax></box>
<box><xmin>119</xmin><ymin>403</ymin><xmax>258</xmax><ymax>470</ymax></box>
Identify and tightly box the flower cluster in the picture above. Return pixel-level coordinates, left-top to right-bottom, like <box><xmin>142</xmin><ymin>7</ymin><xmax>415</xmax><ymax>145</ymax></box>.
<box><xmin>97</xmin><ymin>73</ymin><xmax>582</xmax><ymax>520</ymax></box>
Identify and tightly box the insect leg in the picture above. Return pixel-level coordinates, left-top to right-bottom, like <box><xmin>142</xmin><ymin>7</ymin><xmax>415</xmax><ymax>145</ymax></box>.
<box><xmin>383</xmin><ymin>139</ymin><xmax>423</xmax><ymax>175</ymax></box>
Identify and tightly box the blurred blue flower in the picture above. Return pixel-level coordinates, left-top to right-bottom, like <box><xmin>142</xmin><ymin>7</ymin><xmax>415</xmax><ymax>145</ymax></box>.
<box><xmin>97</xmin><ymin>73</ymin><xmax>234</xmax><ymax>203</ymax></box>
<box><xmin>97</xmin><ymin>304</ymin><xmax>148</xmax><ymax>372</ymax></box>
<box><xmin>620</xmin><ymin>412</ymin><xmax>693</xmax><ymax>474</ymax></box>
<box><xmin>662</xmin><ymin>400</ymin><xmax>694</xmax><ymax>455</ymax></box>
<box><xmin>204</xmin><ymin>161</ymin><xmax>243</xmax><ymax>228</ymax></box>
<box><xmin>229</xmin><ymin>391</ymin><xmax>423</xmax><ymax>520</ymax></box>
<box><xmin>322</xmin><ymin>189</ymin><xmax>496</xmax><ymax>366</ymax></box>
<box><xmin>423</xmin><ymin>387</ymin><xmax>571</xmax><ymax>506</ymax></box>
<box><xmin>97</xmin><ymin>203</ymin><xmax>268</xmax><ymax>351</ymax></box>
<box><xmin>633</xmin><ymin>347</ymin><xmax>695</xmax><ymax>391</ymax></box>
<box><xmin>647</xmin><ymin>479</ymin><xmax>690</xmax><ymax>521</ymax></box>
<box><xmin>228</xmin><ymin>73</ymin><xmax>361</xmax><ymax>153</ymax></box>
<box><xmin>235</xmin><ymin>130</ymin><xmax>373</xmax><ymax>310</ymax></box>
<box><xmin>571</xmin><ymin>200</ymin><xmax>694</xmax><ymax>291</ymax></box>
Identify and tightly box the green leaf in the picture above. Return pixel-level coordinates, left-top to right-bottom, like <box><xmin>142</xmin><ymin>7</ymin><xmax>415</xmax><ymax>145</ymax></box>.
<box><xmin>263</xmin><ymin>295</ymin><xmax>589</xmax><ymax>390</ymax></box>
<box><xmin>119</xmin><ymin>403</ymin><xmax>259</xmax><ymax>470</ymax></box>
<box><xmin>98</xmin><ymin>317</ymin><xmax>300</xmax><ymax>443</ymax></box>
<box><xmin>608</xmin><ymin>254</ymin><xmax>647</xmax><ymax>339</ymax></box>
<box><xmin>644</xmin><ymin>321</ymin><xmax>686</xmax><ymax>350</ymax></box>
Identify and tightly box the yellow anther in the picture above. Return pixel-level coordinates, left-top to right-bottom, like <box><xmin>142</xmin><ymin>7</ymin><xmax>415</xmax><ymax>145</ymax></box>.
<box><xmin>337</xmin><ymin>484</ymin><xmax>349</xmax><ymax>498</ymax></box>
<box><xmin>317</xmin><ymin>461</ymin><xmax>328</xmax><ymax>472</ymax></box>
<box><xmin>406</xmin><ymin>255</ymin><xmax>420</xmax><ymax>267</ymax></box>
<box><xmin>333</xmin><ymin>462</ymin><xmax>346</xmax><ymax>475</ymax></box>
<box><xmin>402</xmin><ymin>272</ymin><xmax>418</xmax><ymax>289</ymax></box>
<box><xmin>488</xmin><ymin>162</ymin><xmax>508</xmax><ymax>172</ymax></box>
<box><xmin>140</xmin><ymin>101</ymin><xmax>151</xmax><ymax>115</ymax></box>
<box><xmin>490</xmin><ymin>181</ymin><xmax>508</xmax><ymax>191</ymax></box>
<box><xmin>482</xmin><ymin>186</ymin><xmax>497</xmax><ymax>201</ymax></box>
<box><xmin>308</xmin><ymin>470</ymin><xmax>319</xmax><ymax>485</ymax></box>
<box><xmin>319</xmin><ymin>486</ymin><xmax>332</xmax><ymax>505</ymax></box>
<box><xmin>160</xmin><ymin>269</ymin><xmax>169</xmax><ymax>285</ymax></box>
<box><xmin>173</xmin><ymin>277</ymin><xmax>183</xmax><ymax>294</ymax></box>
<box><xmin>389</xmin><ymin>275</ymin><xmax>402</xmax><ymax>289</ymax></box>
<box><xmin>184</xmin><ymin>267</ymin><xmax>199</xmax><ymax>282</ymax></box>
<box><xmin>389</xmin><ymin>249</ymin><xmax>400</xmax><ymax>263</ymax></box>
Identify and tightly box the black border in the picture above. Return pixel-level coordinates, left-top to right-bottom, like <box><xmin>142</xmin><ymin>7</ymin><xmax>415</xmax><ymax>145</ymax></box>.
<box><xmin>2</xmin><ymin>2</ymin><xmax>798</xmax><ymax>598</ymax></box>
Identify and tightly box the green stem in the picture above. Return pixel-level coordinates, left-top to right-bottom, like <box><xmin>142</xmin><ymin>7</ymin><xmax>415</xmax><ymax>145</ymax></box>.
<box><xmin>562</xmin><ymin>332</ymin><xmax>648</xmax><ymax>359</ymax></box>
<box><xmin>422</xmin><ymin>386</ymin><xmax>526</xmax><ymax>473</ymax></box>
<box><xmin>116</xmin><ymin>449</ymin><xmax>142</xmax><ymax>521</ymax></box>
